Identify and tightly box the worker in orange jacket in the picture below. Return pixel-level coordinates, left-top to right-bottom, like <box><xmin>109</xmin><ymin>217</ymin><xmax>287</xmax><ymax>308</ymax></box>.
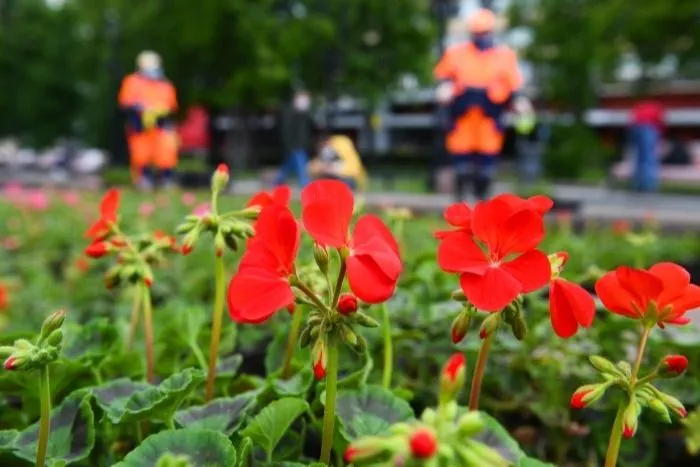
<box><xmin>434</xmin><ymin>8</ymin><xmax>523</xmax><ymax>200</ymax></box>
<box><xmin>118</xmin><ymin>51</ymin><xmax>179</xmax><ymax>190</ymax></box>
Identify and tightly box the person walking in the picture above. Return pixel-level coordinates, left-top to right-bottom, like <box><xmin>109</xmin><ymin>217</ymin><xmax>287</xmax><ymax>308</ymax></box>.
<box><xmin>629</xmin><ymin>100</ymin><xmax>664</xmax><ymax>192</ymax></box>
<box><xmin>274</xmin><ymin>89</ymin><xmax>313</xmax><ymax>187</ymax></box>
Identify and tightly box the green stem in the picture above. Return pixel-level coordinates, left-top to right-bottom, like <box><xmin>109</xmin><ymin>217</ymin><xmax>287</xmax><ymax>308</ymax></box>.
<box><xmin>281</xmin><ymin>306</ymin><xmax>304</xmax><ymax>379</ymax></box>
<box><xmin>630</xmin><ymin>326</ymin><xmax>652</xmax><ymax>386</ymax></box>
<box><xmin>141</xmin><ymin>283</ymin><xmax>155</xmax><ymax>384</ymax></box>
<box><xmin>331</xmin><ymin>258</ymin><xmax>347</xmax><ymax>307</ymax></box>
<box><xmin>188</xmin><ymin>340</ymin><xmax>208</xmax><ymax>370</ymax></box>
<box><xmin>320</xmin><ymin>339</ymin><xmax>339</xmax><ymax>464</ymax></box>
<box><xmin>604</xmin><ymin>403</ymin><xmax>626</xmax><ymax>467</ymax></box>
<box><xmin>126</xmin><ymin>286</ymin><xmax>141</xmax><ymax>351</ymax></box>
<box><xmin>381</xmin><ymin>304</ymin><xmax>393</xmax><ymax>389</ymax></box>
<box><xmin>164</xmin><ymin>416</ymin><xmax>175</xmax><ymax>430</ymax></box>
<box><xmin>205</xmin><ymin>255</ymin><xmax>226</xmax><ymax>401</ymax></box>
<box><xmin>634</xmin><ymin>371</ymin><xmax>658</xmax><ymax>388</ymax></box>
<box><xmin>36</xmin><ymin>365</ymin><xmax>51</xmax><ymax>467</ymax></box>
<box><xmin>135</xmin><ymin>423</ymin><xmax>143</xmax><ymax>443</ymax></box>
<box><xmin>294</xmin><ymin>281</ymin><xmax>332</xmax><ymax>314</ymax></box>
<box><xmin>469</xmin><ymin>333</ymin><xmax>494</xmax><ymax>411</ymax></box>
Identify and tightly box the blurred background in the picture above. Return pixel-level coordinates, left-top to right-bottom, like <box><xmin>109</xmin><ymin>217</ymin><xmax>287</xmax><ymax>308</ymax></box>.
<box><xmin>1</xmin><ymin>0</ymin><xmax>700</xmax><ymax>205</ymax></box>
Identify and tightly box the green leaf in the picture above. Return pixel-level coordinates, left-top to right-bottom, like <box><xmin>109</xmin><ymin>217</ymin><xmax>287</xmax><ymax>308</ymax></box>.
<box><xmin>94</xmin><ymin>368</ymin><xmax>205</xmax><ymax>424</ymax></box>
<box><xmin>519</xmin><ymin>457</ymin><xmax>556</xmax><ymax>467</ymax></box>
<box><xmin>265</xmin><ymin>330</ymin><xmax>310</xmax><ymax>376</ymax></box>
<box><xmin>62</xmin><ymin>319</ymin><xmax>119</xmax><ymax>366</ymax></box>
<box><xmin>114</xmin><ymin>429</ymin><xmax>237</xmax><ymax>467</ymax></box>
<box><xmin>241</xmin><ymin>397</ymin><xmax>309</xmax><ymax>461</ymax></box>
<box><xmin>0</xmin><ymin>430</ymin><xmax>18</xmax><ymax>452</ymax></box>
<box><xmin>334</xmin><ymin>385</ymin><xmax>414</xmax><ymax>441</ymax></box>
<box><xmin>236</xmin><ymin>437</ymin><xmax>253</xmax><ymax>467</ymax></box>
<box><xmin>215</xmin><ymin>354</ymin><xmax>243</xmax><ymax>379</ymax></box>
<box><xmin>174</xmin><ymin>394</ymin><xmax>255</xmax><ymax>435</ymax></box>
<box><xmin>11</xmin><ymin>389</ymin><xmax>95</xmax><ymax>465</ymax></box>
<box><xmin>475</xmin><ymin>412</ymin><xmax>525</xmax><ymax>464</ymax></box>
<box><xmin>272</xmin><ymin>368</ymin><xmax>314</xmax><ymax>397</ymax></box>
<box><xmin>337</xmin><ymin>347</ymin><xmax>373</xmax><ymax>390</ymax></box>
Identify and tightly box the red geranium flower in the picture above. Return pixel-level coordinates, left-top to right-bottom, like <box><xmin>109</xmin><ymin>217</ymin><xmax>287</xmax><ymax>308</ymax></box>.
<box><xmin>548</xmin><ymin>252</ymin><xmax>595</xmax><ymax>338</ymax></box>
<box><xmin>595</xmin><ymin>262</ymin><xmax>700</xmax><ymax>327</ymax></box>
<box><xmin>85</xmin><ymin>189</ymin><xmax>120</xmax><ymax>240</ymax></box>
<box><xmin>301</xmin><ymin>180</ymin><xmax>402</xmax><ymax>303</ymax></box>
<box><xmin>227</xmin><ymin>204</ymin><xmax>300</xmax><ymax>323</ymax></box>
<box><xmin>495</xmin><ymin>193</ymin><xmax>554</xmax><ymax>216</ymax></box>
<box><xmin>434</xmin><ymin>202</ymin><xmax>472</xmax><ymax>239</ymax></box>
<box><xmin>0</xmin><ymin>283</ymin><xmax>8</xmax><ymax>311</ymax></box>
<box><xmin>437</xmin><ymin>195</ymin><xmax>550</xmax><ymax>311</ymax></box>
<box><xmin>247</xmin><ymin>185</ymin><xmax>291</xmax><ymax>209</ymax></box>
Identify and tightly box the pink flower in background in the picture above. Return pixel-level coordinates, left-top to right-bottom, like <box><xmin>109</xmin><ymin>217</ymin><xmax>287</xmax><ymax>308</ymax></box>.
<box><xmin>139</xmin><ymin>202</ymin><xmax>156</xmax><ymax>218</ymax></box>
<box><xmin>2</xmin><ymin>236</ymin><xmax>20</xmax><ymax>251</ymax></box>
<box><xmin>193</xmin><ymin>202</ymin><xmax>211</xmax><ymax>217</ymax></box>
<box><xmin>156</xmin><ymin>193</ymin><xmax>170</xmax><ymax>208</ymax></box>
<box><xmin>2</xmin><ymin>181</ymin><xmax>24</xmax><ymax>204</ymax></box>
<box><xmin>26</xmin><ymin>190</ymin><xmax>50</xmax><ymax>211</ymax></box>
<box><xmin>62</xmin><ymin>191</ymin><xmax>80</xmax><ymax>207</ymax></box>
<box><xmin>181</xmin><ymin>192</ymin><xmax>196</xmax><ymax>206</ymax></box>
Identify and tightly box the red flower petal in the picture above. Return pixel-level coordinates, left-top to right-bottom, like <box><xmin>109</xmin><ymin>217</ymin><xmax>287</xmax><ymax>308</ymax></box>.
<box><xmin>254</xmin><ymin>204</ymin><xmax>300</xmax><ymax>274</ymax></box>
<box><xmin>444</xmin><ymin>203</ymin><xmax>472</xmax><ymax>230</ymax></box>
<box><xmin>500</xmin><ymin>250</ymin><xmax>550</xmax><ymax>293</ymax></box>
<box><xmin>459</xmin><ymin>267</ymin><xmax>522</xmax><ymax>311</ymax></box>
<box><xmin>616</xmin><ymin>266</ymin><xmax>663</xmax><ymax>312</ymax></box>
<box><xmin>272</xmin><ymin>185</ymin><xmax>291</xmax><ymax>205</ymax></box>
<box><xmin>227</xmin><ymin>267</ymin><xmax>294</xmax><ymax>323</ymax></box>
<box><xmin>85</xmin><ymin>218</ymin><xmax>110</xmax><ymax>240</ymax></box>
<box><xmin>472</xmin><ymin>199</ymin><xmax>544</xmax><ymax>260</ymax></box>
<box><xmin>351</xmin><ymin>215</ymin><xmax>400</xmax><ymax>256</ymax></box>
<box><xmin>346</xmin><ymin>254</ymin><xmax>398</xmax><ymax>303</ymax></box>
<box><xmin>649</xmin><ymin>262</ymin><xmax>691</xmax><ymax>307</ymax></box>
<box><xmin>100</xmin><ymin>189</ymin><xmax>120</xmax><ymax>220</ymax></box>
<box><xmin>246</xmin><ymin>192</ymin><xmax>273</xmax><ymax>208</ymax></box>
<box><xmin>665</xmin><ymin>284</ymin><xmax>700</xmax><ymax>322</ymax></box>
<box><xmin>595</xmin><ymin>272</ymin><xmax>639</xmax><ymax>318</ymax></box>
<box><xmin>526</xmin><ymin>195</ymin><xmax>554</xmax><ymax>214</ymax></box>
<box><xmin>436</xmin><ymin>231</ymin><xmax>489</xmax><ymax>275</ymax></box>
<box><xmin>549</xmin><ymin>279</ymin><xmax>596</xmax><ymax>338</ymax></box>
<box><xmin>301</xmin><ymin>180</ymin><xmax>354</xmax><ymax>247</ymax></box>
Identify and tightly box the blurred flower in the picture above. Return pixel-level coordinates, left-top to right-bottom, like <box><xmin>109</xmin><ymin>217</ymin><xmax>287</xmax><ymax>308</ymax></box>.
<box><xmin>247</xmin><ymin>185</ymin><xmax>291</xmax><ymax>209</ymax></box>
<box><xmin>139</xmin><ymin>202</ymin><xmax>156</xmax><ymax>218</ymax></box>
<box><xmin>0</xmin><ymin>283</ymin><xmax>8</xmax><ymax>311</ymax></box>
<box><xmin>74</xmin><ymin>257</ymin><xmax>90</xmax><ymax>273</ymax></box>
<box><xmin>612</xmin><ymin>219</ymin><xmax>631</xmax><ymax>236</ymax></box>
<box><xmin>2</xmin><ymin>236</ymin><xmax>20</xmax><ymax>251</ymax></box>
<box><xmin>181</xmin><ymin>192</ymin><xmax>197</xmax><ymax>206</ymax></box>
<box><xmin>409</xmin><ymin>428</ymin><xmax>438</xmax><ymax>459</ymax></box>
<box><xmin>26</xmin><ymin>189</ymin><xmax>50</xmax><ymax>211</ymax></box>
<box><xmin>85</xmin><ymin>189</ymin><xmax>120</xmax><ymax>240</ymax></box>
<box><xmin>193</xmin><ymin>202</ymin><xmax>211</xmax><ymax>217</ymax></box>
<box><xmin>595</xmin><ymin>262</ymin><xmax>700</xmax><ymax>327</ymax></box>
<box><xmin>62</xmin><ymin>191</ymin><xmax>80</xmax><ymax>207</ymax></box>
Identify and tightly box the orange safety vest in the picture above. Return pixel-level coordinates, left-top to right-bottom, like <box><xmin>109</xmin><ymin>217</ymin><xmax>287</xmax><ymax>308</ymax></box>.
<box><xmin>118</xmin><ymin>73</ymin><xmax>178</xmax><ymax>114</ymax></box>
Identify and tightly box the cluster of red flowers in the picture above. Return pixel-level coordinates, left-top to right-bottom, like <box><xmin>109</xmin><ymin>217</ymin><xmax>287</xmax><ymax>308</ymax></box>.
<box><xmin>227</xmin><ymin>180</ymin><xmax>402</xmax><ymax>323</ymax></box>
<box><xmin>436</xmin><ymin>194</ymin><xmax>596</xmax><ymax>338</ymax></box>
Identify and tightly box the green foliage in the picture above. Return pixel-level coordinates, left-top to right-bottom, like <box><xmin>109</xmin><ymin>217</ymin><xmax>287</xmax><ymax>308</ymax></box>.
<box><xmin>543</xmin><ymin>123</ymin><xmax>613</xmax><ymax>179</ymax></box>
<box><xmin>241</xmin><ymin>397</ymin><xmax>310</xmax><ymax>461</ymax></box>
<box><xmin>334</xmin><ymin>385</ymin><xmax>414</xmax><ymax>440</ymax></box>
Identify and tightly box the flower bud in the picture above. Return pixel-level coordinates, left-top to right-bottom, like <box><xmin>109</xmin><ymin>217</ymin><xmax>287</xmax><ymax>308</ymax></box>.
<box><xmin>340</xmin><ymin>324</ymin><xmax>358</xmax><ymax>348</ymax></box>
<box><xmin>3</xmin><ymin>355</ymin><xmax>24</xmax><ymax>371</ymax></box>
<box><xmin>589</xmin><ymin>355</ymin><xmax>623</xmax><ymax>376</ymax></box>
<box><xmin>659</xmin><ymin>355</ymin><xmax>688</xmax><ymax>378</ymax></box>
<box><xmin>511</xmin><ymin>313</ymin><xmax>527</xmax><ymax>341</ymax></box>
<box><xmin>85</xmin><ymin>241</ymin><xmax>110</xmax><ymax>258</ymax></box>
<box><xmin>214</xmin><ymin>232</ymin><xmax>226</xmax><ymax>258</ymax></box>
<box><xmin>344</xmin><ymin>438</ymin><xmax>384</xmax><ymax>464</ymax></box>
<box><xmin>479</xmin><ymin>312</ymin><xmax>501</xmax><ymax>339</ymax></box>
<box><xmin>0</xmin><ymin>346</ymin><xmax>15</xmax><ymax>358</ymax></box>
<box><xmin>298</xmin><ymin>324</ymin><xmax>312</xmax><ymax>349</ymax></box>
<box><xmin>338</xmin><ymin>293</ymin><xmax>358</xmax><ymax>316</ymax></box>
<box><xmin>622</xmin><ymin>399</ymin><xmax>640</xmax><ymax>438</ymax></box>
<box><xmin>353</xmin><ymin>311</ymin><xmax>379</xmax><ymax>328</ymax></box>
<box><xmin>143</xmin><ymin>269</ymin><xmax>154</xmax><ymax>288</ymax></box>
<box><xmin>457</xmin><ymin>411</ymin><xmax>485</xmax><ymax>437</ymax></box>
<box><xmin>657</xmin><ymin>392</ymin><xmax>687</xmax><ymax>418</ymax></box>
<box><xmin>45</xmin><ymin>329</ymin><xmax>64</xmax><ymax>348</ymax></box>
<box><xmin>313</xmin><ymin>243</ymin><xmax>329</xmax><ymax>275</ymax></box>
<box><xmin>570</xmin><ymin>383</ymin><xmax>608</xmax><ymax>409</ymax></box>
<box><xmin>13</xmin><ymin>339</ymin><xmax>34</xmax><ymax>351</ymax></box>
<box><xmin>440</xmin><ymin>353</ymin><xmax>466</xmax><ymax>402</ymax></box>
<box><xmin>223</xmin><ymin>233</ymin><xmax>238</xmax><ymax>252</ymax></box>
<box><xmin>211</xmin><ymin>164</ymin><xmax>230</xmax><ymax>192</ymax></box>
<box><xmin>409</xmin><ymin>428</ymin><xmax>438</xmax><ymax>459</ymax></box>
<box><xmin>312</xmin><ymin>339</ymin><xmax>327</xmax><ymax>380</ymax></box>
<box><xmin>450</xmin><ymin>309</ymin><xmax>471</xmax><ymax>344</ymax></box>
<box><xmin>451</xmin><ymin>289</ymin><xmax>466</xmax><ymax>302</ymax></box>
<box><xmin>647</xmin><ymin>397</ymin><xmax>672</xmax><ymax>424</ymax></box>
<box><xmin>40</xmin><ymin>310</ymin><xmax>65</xmax><ymax>341</ymax></box>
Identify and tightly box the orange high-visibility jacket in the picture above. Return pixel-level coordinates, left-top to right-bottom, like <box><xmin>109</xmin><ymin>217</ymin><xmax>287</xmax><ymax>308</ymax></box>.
<box><xmin>118</xmin><ymin>73</ymin><xmax>178</xmax><ymax>118</ymax></box>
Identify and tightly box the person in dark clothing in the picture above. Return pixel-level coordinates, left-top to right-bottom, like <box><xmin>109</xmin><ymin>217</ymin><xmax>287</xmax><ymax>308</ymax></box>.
<box><xmin>274</xmin><ymin>89</ymin><xmax>313</xmax><ymax>187</ymax></box>
<box><xmin>663</xmin><ymin>138</ymin><xmax>692</xmax><ymax>166</ymax></box>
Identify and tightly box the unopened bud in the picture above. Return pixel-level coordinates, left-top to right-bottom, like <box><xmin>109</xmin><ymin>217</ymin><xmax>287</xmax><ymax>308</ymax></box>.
<box><xmin>312</xmin><ymin>339</ymin><xmax>327</xmax><ymax>380</ymax></box>
<box><xmin>512</xmin><ymin>313</ymin><xmax>527</xmax><ymax>340</ymax></box>
<box><xmin>622</xmin><ymin>399</ymin><xmax>640</xmax><ymax>438</ymax></box>
<box><xmin>223</xmin><ymin>233</ymin><xmax>238</xmax><ymax>252</ymax></box>
<box><xmin>313</xmin><ymin>243</ymin><xmax>329</xmax><ymax>275</ymax></box>
<box><xmin>450</xmin><ymin>309</ymin><xmax>471</xmax><ymax>344</ymax></box>
<box><xmin>409</xmin><ymin>428</ymin><xmax>438</xmax><ymax>459</ymax></box>
<box><xmin>13</xmin><ymin>339</ymin><xmax>33</xmax><ymax>351</ymax></box>
<box><xmin>338</xmin><ymin>293</ymin><xmax>358</xmax><ymax>316</ymax></box>
<box><xmin>0</xmin><ymin>346</ymin><xmax>15</xmax><ymax>358</ymax></box>
<box><xmin>657</xmin><ymin>392</ymin><xmax>687</xmax><ymax>418</ymax></box>
<box><xmin>451</xmin><ymin>289</ymin><xmax>466</xmax><ymax>302</ymax></box>
<box><xmin>647</xmin><ymin>398</ymin><xmax>672</xmax><ymax>423</ymax></box>
<box><xmin>211</xmin><ymin>164</ymin><xmax>230</xmax><ymax>192</ymax></box>
<box><xmin>355</xmin><ymin>334</ymin><xmax>367</xmax><ymax>353</ymax></box>
<box><xmin>340</xmin><ymin>324</ymin><xmax>358</xmax><ymax>348</ymax></box>
<box><xmin>353</xmin><ymin>311</ymin><xmax>379</xmax><ymax>328</ymax></box>
<box><xmin>344</xmin><ymin>438</ymin><xmax>384</xmax><ymax>464</ymax></box>
<box><xmin>570</xmin><ymin>383</ymin><xmax>608</xmax><ymax>409</ymax></box>
<box><xmin>466</xmin><ymin>440</ymin><xmax>507</xmax><ymax>465</ymax></box>
<box><xmin>659</xmin><ymin>355</ymin><xmax>688</xmax><ymax>378</ymax></box>
<box><xmin>590</xmin><ymin>355</ymin><xmax>623</xmax><ymax>376</ymax></box>
<box><xmin>40</xmin><ymin>310</ymin><xmax>65</xmax><ymax>341</ymax></box>
<box><xmin>479</xmin><ymin>312</ymin><xmax>501</xmax><ymax>339</ymax></box>
<box><xmin>45</xmin><ymin>329</ymin><xmax>64</xmax><ymax>347</ymax></box>
<box><xmin>440</xmin><ymin>353</ymin><xmax>466</xmax><ymax>403</ymax></box>
<box><xmin>3</xmin><ymin>355</ymin><xmax>24</xmax><ymax>371</ymax></box>
<box><xmin>457</xmin><ymin>411</ymin><xmax>485</xmax><ymax>437</ymax></box>
<box><xmin>143</xmin><ymin>269</ymin><xmax>154</xmax><ymax>288</ymax></box>
<box><xmin>214</xmin><ymin>232</ymin><xmax>226</xmax><ymax>258</ymax></box>
<box><xmin>298</xmin><ymin>325</ymin><xmax>312</xmax><ymax>349</ymax></box>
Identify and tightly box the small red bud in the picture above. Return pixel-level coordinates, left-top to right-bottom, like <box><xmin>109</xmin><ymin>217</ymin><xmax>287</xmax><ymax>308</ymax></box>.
<box><xmin>3</xmin><ymin>356</ymin><xmax>16</xmax><ymax>370</ymax></box>
<box><xmin>182</xmin><ymin>244</ymin><xmax>193</xmax><ymax>256</ymax></box>
<box><xmin>479</xmin><ymin>328</ymin><xmax>487</xmax><ymax>339</ymax></box>
<box><xmin>144</xmin><ymin>277</ymin><xmax>153</xmax><ymax>288</ymax></box>
<box><xmin>570</xmin><ymin>389</ymin><xmax>592</xmax><ymax>409</ymax></box>
<box><xmin>337</xmin><ymin>293</ymin><xmax>358</xmax><ymax>316</ymax></box>
<box><xmin>313</xmin><ymin>357</ymin><xmax>326</xmax><ymax>380</ymax></box>
<box><xmin>409</xmin><ymin>428</ymin><xmax>438</xmax><ymax>459</ymax></box>
<box><xmin>216</xmin><ymin>163</ymin><xmax>229</xmax><ymax>174</ymax></box>
<box><xmin>85</xmin><ymin>241</ymin><xmax>109</xmax><ymax>258</ymax></box>
<box><xmin>343</xmin><ymin>446</ymin><xmax>360</xmax><ymax>464</ymax></box>
<box><xmin>679</xmin><ymin>407</ymin><xmax>688</xmax><ymax>418</ymax></box>
<box><xmin>286</xmin><ymin>303</ymin><xmax>295</xmax><ymax>315</ymax></box>
<box><xmin>661</xmin><ymin>355</ymin><xmax>688</xmax><ymax>376</ymax></box>
<box><xmin>622</xmin><ymin>423</ymin><xmax>635</xmax><ymax>438</ymax></box>
<box><xmin>215</xmin><ymin>247</ymin><xmax>223</xmax><ymax>257</ymax></box>
<box><xmin>443</xmin><ymin>353</ymin><xmax>466</xmax><ymax>383</ymax></box>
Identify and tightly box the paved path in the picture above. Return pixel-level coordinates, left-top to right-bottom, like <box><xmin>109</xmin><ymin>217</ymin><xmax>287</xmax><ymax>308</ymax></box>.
<box><xmin>228</xmin><ymin>180</ymin><xmax>700</xmax><ymax>229</ymax></box>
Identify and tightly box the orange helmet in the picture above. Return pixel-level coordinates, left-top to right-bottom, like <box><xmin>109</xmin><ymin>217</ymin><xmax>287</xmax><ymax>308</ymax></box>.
<box><xmin>468</xmin><ymin>8</ymin><xmax>497</xmax><ymax>34</ymax></box>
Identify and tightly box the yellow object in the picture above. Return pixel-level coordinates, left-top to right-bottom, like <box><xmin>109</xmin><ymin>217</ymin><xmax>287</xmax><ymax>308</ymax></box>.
<box><xmin>327</xmin><ymin>135</ymin><xmax>368</xmax><ymax>190</ymax></box>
